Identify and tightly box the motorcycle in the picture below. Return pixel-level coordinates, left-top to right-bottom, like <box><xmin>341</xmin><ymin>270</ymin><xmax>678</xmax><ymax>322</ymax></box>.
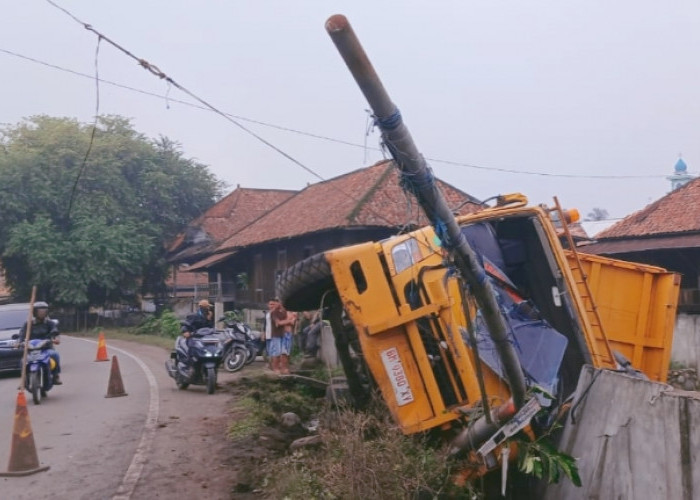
<box><xmin>165</xmin><ymin>325</ymin><xmax>224</xmax><ymax>395</ymax></box>
<box><xmin>24</xmin><ymin>338</ymin><xmax>57</xmax><ymax>405</ymax></box>
<box><xmin>221</xmin><ymin>318</ymin><xmax>263</xmax><ymax>372</ymax></box>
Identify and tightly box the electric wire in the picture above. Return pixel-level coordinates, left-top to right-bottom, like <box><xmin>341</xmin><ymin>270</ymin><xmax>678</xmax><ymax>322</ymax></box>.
<box><xmin>0</xmin><ymin>45</ymin><xmax>672</xmax><ymax>181</ymax></box>
<box><xmin>36</xmin><ymin>2</ymin><xmax>405</xmax><ymax>228</ymax></box>
<box><xmin>66</xmin><ymin>36</ymin><xmax>101</xmax><ymax>219</ymax></box>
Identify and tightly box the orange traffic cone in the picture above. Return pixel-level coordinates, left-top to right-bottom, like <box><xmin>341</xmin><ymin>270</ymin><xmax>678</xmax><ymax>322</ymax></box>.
<box><xmin>0</xmin><ymin>391</ymin><xmax>50</xmax><ymax>477</ymax></box>
<box><xmin>105</xmin><ymin>355</ymin><xmax>128</xmax><ymax>398</ymax></box>
<box><xmin>95</xmin><ymin>332</ymin><xmax>109</xmax><ymax>362</ymax></box>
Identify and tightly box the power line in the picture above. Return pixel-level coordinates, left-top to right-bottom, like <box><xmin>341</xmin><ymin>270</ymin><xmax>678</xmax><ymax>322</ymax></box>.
<box><xmin>37</xmin><ymin>1</ymin><xmax>413</xmax><ymax>228</ymax></box>
<box><xmin>1</xmin><ymin>45</ymin><xmax>671</xmax><ymax>181</ymax></box>
<box><xmin>66</xmin><ymin>36</ymin><xmax>101</xmax><ymax>219</ymax></box>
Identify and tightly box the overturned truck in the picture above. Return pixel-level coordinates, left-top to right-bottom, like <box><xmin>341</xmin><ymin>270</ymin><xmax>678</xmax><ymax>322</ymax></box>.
<box><xmin>278</xmin><ymin>14</ymin><xmax>680</xmax><ymax>485</ymax></box>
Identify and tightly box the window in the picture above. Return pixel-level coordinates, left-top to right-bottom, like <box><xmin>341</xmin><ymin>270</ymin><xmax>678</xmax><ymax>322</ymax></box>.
<box><xmin>277</xmin><ymin>249</ymin><xmax>287</xmax><ymax>270</ymax></box>
<box><xmin>391</xmin><ymin>238</ymin><xmax>423</xmax><ymax>274</ymax></box>
<box><xmin>253</xmin><ymin>253</ymin><xmax>263</xmax><ymax>292</ymax></box>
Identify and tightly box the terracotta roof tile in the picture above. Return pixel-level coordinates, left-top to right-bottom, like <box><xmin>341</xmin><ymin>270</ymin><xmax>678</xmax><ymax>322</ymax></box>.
<box><xmin>597</xmin><ymin>177</ymin><xmax>700</xmax><ymax>239</ymax></box>
<box><xmin>168</xmin><ymin>187</ymin><xmax>296</xmax><ymax>254</ymax></box>
<box><xmin>217</xmin><ymin>160</ymin><xmax>483</xmax><ymax>250</ymax></box>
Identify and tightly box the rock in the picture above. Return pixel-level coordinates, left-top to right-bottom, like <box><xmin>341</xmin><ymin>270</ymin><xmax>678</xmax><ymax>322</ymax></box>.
<box><xmin>683</xmin><ymin>379</ymin><xmax>697</xmax><ymax>391</ymax></box>
<box><xmin>280</xmin><ymin>412</ymin><xmax>301</xmax><ymax>428</ymax></box>
<box><xmin>258</xmin><ymin>427</ymin><xmax>291</xmax><ymax>451</ymax></box>
<box><xmin>289</xmin><ymin>435</ymin><xmax>322</xmax><ymax>451</ymax></box>
<box><xmin>300</xmin><ymin>356</ymin><xmax>322</xmax><ymax>370</ymax></box>
<box><xmin>677</xmin><ymin>375</ymin><xmax>686</xmax><ymax>384</ymax></box>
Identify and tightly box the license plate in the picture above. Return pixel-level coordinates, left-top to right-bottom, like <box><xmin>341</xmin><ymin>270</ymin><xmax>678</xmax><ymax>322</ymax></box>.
<box><xmin>380</xmin><ymin>347</ymin><xmax>414</xmax><ymax>406</ymax></box>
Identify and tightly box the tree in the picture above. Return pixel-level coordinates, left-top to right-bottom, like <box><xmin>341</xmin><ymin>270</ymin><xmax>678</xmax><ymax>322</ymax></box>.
<box><xmin>0</xmin><ymin>115</ymin><xmax>223</xmax><ymax>306</ymax></box>
<box><xmin>585</xmin><ymin>207</ymin><xmax>609</xmax><ymax>221</ymax></box>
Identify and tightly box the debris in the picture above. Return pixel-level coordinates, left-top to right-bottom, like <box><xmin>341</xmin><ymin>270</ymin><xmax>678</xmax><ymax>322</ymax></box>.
<box><xmin>289</xmin><ymin>435</ymin><xmax>322</xmax><ymax>451</ymax></box>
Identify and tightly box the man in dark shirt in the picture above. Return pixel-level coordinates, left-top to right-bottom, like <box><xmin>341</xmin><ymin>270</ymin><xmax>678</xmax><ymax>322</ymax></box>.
<box><xmin>19</xmin><ymin>301</ymin><xmax>62</xmax><ymax>384</ymax></box>
<box><xmin>180</xmin><ymin>300</ymin><xmax>214</xmax><ymax>369</ymax></box>
<box><xmin>184</xmin><ymin>299</ymin><xmax>214</xmax><ymax>334</ymax></box>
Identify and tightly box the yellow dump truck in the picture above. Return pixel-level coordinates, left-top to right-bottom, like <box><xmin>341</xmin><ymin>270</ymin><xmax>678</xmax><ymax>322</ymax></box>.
<box><xmin>278</xmin><ymin>13</ymin><xmax>681</xmax><ymax>477</ymax></box>
<box><xmin>278</xmin><ymin>194</ymin><xmax>679</xmax><ymax>459</ymax></box>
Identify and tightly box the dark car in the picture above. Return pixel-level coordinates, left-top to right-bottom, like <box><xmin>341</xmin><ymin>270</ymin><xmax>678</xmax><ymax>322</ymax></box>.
<box><xmin>0</xmin><ymin>303</ymin><xmax>30</xmax><ymax>373</ymax></box>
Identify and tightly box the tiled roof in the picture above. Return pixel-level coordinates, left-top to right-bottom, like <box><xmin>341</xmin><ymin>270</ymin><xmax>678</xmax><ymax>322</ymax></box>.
<box><xmin>217</xmin><ymin>160</ymin><xmax>483</xmax><ymax>251</ymax></box>
<box><xmin>168</xmin><ymin>187</ymin><xmax>296</xmax><ymax>256</ymax></box>
<box><xmin>567</xmin><ymin>222</ymin><xmax>589</xmax><ymax>240</ymax></box>
<box><xmin>596</xmin><ymin>177</ymin><xmax>700</xmax><ymax>239</ymax></box>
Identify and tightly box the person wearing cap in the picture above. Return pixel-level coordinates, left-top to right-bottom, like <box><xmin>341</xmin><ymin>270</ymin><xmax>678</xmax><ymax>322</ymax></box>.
<box><xmin>19</xmin><ymin>301</ymin><xmax>62</xmax><ymax>385</ymax></box>
<box><xmin>179</xmin><ymin>299</ymin><xmax>215</xmax><ymax>372</ymax></box>
<box><xmin>184</xmin><ymin>299</ymin><xmax>215</xmax><ymax>335</ymax></box>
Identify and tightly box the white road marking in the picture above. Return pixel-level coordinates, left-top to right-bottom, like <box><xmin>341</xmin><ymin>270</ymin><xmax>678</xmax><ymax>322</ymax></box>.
<box><xmin>67</xmin><ymin>336</ymin><xmax>159</xmax><ymax>500</ymax></box>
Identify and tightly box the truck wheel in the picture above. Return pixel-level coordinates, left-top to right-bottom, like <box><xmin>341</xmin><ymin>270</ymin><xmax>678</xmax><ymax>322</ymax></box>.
<box><xmin>277</xmin><ymin>252</ymin><xmax>335</xmax><ymax>311</ymax></box>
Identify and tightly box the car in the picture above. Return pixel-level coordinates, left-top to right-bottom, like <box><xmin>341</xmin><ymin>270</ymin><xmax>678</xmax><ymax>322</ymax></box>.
<box><xmin>0</xmin><ymin>303</ymin><xmax>31</xmax><ymax>373</ymax></box>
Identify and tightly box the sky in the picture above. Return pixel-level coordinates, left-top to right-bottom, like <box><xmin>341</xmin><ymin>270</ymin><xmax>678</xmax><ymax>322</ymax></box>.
<box><xmin>2</xmin><ymin>1</ymin><xmax>699</xmax><ymax>228</ymax></box>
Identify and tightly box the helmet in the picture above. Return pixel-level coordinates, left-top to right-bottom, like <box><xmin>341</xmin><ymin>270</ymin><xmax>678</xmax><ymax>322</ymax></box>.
<box><xmin>198</xmin><ymin>299</ymin><xmax>212</xmax><ymax>308</ymax></box>
<box><xmin>34</xmin><ymin>301</ymin><xmax>49</xmax><ymax>310</ymax></box>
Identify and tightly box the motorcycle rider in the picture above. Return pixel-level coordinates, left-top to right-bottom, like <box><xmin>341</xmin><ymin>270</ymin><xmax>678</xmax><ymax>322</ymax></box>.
<box><xmin>19</xmin><ymin>301</ymin><xmax>62</xmax><ymax>385</ymax></box>
<box><xmin>180</xmin><ymin>299</ymin><xmax>215</xmax><ymax>373</ymax></box>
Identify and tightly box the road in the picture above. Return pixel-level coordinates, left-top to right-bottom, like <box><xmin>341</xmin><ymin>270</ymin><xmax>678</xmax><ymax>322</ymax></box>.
<box><xmin>0</xmin><ymin>335</ymin><xmax>249</xmax><ymax>499</ymax></box>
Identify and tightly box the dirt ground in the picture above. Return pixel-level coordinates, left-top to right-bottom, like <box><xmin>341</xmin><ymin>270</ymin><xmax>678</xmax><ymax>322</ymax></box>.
<box><xmin>109</xmin><ymin>340</ymin><xmax>277</xmax><ymax>500</ymax></box>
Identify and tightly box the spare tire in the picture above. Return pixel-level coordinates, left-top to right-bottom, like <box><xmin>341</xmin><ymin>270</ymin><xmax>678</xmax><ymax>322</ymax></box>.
<box><xmin>277</xmin><ymin>252</ymin><xmax>335</xmax><ymax>311</ymax></box>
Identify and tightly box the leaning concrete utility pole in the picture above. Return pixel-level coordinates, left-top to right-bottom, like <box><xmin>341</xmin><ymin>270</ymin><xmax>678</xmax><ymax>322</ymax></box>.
<box><xmin>325</xmin><ymin>14</ymin><xmax>527</xmax><ymax>410</ymax></box>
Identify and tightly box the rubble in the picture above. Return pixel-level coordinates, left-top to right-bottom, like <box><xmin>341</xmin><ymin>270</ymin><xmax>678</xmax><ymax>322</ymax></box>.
<box><xmin>667</xmin><ymin>368</ymin><xmax>699</xmax><ymax>391</ymax></box>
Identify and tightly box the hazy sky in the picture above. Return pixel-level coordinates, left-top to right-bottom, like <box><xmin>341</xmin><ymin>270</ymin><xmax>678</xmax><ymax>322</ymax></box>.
<box><xmin>2</xmin><ymin>1</ymin><xmax>699</xmax><ymax>224</ymax></box>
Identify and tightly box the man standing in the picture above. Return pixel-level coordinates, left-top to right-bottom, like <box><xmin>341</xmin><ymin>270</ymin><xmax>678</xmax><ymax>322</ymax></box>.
<box><xmin>267</xmin><ymin>298</ymin><xmax>294</xmax><ymax>374</ymax></box>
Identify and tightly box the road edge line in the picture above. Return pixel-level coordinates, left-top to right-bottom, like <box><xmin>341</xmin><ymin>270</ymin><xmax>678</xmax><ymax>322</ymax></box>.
<box><xmin>66</xmin><ymin>336</ymin><xmax>159</xmax><ymax>500</ymax></box>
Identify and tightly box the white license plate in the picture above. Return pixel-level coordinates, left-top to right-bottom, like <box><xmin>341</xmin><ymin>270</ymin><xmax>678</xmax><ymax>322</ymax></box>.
<box><xmin>381</xmin><ymin>347</ymin><xmax>414</xmax><ymax>406</ymax></box>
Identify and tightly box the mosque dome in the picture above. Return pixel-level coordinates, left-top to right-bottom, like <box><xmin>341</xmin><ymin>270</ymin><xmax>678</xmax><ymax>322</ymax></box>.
<box><xmin>674</xmin><ymin>157</ymin><xmax>688</xmax><ymax>173</ymax></box>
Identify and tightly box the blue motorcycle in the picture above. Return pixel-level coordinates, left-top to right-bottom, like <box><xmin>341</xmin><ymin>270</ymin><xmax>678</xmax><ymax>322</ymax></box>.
<box><xmin>24</xmin><ymin>338</ymin><xmax>57</xmax><ymax>405</ymax></box>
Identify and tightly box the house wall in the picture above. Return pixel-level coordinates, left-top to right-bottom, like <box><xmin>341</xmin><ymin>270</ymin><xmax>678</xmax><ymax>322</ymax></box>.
<box><xmin>215</xmin><ymin>227</ymin><xmax>395</xmax><ymax>309</ymax></box>
<box><xmin>672</xmin><ymin>313</ymin><xmax>700</xmax><ymax>371</ymax></box>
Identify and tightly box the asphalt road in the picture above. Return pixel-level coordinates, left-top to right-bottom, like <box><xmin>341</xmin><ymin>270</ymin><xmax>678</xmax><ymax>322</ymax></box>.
<box><xmin>0</xmin><ymin>336</ymin><xmax>150</xmax><ymax>499</ymax></box>
<box><xmin>0</xmin><ymin>336</ymin><xmax>262</xmax><ymax>500</ymax></box>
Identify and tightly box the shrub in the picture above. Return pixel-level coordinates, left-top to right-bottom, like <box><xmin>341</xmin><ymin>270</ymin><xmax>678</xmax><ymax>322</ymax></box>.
<box><xmin>133</xmin><ymin>310</ymin><xmax>181</xmax><ymax>338</ymax></box>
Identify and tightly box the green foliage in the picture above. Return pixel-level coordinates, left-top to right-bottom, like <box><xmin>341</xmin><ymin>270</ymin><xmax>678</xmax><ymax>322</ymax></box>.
<box><xmin>517</xmin><ymin>433</ymin><xmax>582</xmax><ymax>487</ymax></box>
<box><xmin>223</xmin><ymin>309</ymin><xmax>244</xmax><ymax>323</ymax></box>
<box><xmin>0</xmin><ymin>115</ymin><xmax>223</xmax><ymax>306</ymax></box>
<box><xmin>134</xmin><ymin>310</ymin><xmax>181</xmax><ymax>338</ymax></box>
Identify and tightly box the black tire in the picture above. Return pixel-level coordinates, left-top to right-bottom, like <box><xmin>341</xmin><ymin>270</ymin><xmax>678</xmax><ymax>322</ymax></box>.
<box><xmin>206</xmin><ymin>367</ymin><xmax>217</xmax><ymax>395</ymax></box>
<box><xmin>224</xmin><ymin>347</ymin><xmax>247</xmax><ymax>373</ymax></box>
<box><xmin>176</xmin><ymin>375</ymin><xmax>189</xmax><ymax>390</ymax></box>
<box><xmin>31</xmin><ymin>371</ymin><xmax>42</xmax><ymax>405</ymax></box>
<box><xmin>277</xmin><ymin>252</ymin><xmax>335</xmax><ymax>311</ymax></box>
<box><xmin>244</xmin><ymin>344</ymin><xmax>257</xmax><ymax>365</ymax></box>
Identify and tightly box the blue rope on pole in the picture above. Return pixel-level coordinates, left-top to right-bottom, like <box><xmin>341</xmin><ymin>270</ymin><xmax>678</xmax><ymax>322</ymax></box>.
<box><xmin>375</xmin><ymin>108</ymin><xmax>402</xmax><ymax>130</ymax></box>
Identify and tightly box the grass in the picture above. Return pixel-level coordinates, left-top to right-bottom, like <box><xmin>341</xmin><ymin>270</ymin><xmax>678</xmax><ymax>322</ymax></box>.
<box><xmin>68</xmin><ymin>327</ymin><xmax>174</xmax><ymax>350</ymax></box>
<box><xmin>226</xmin><ymin>373</ymin><xmax>478</xmax><ymax>499</ymax></box>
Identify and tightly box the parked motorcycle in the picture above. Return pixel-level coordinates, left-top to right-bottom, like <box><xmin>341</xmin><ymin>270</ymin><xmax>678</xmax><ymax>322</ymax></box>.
<box><xmin>221</xmin><ymin>318</ymin><xmax>262</xmax><ymax>372</ymax></box>
<box><xmin>24</xmin><ymin>338</ymin><xmax>57</xmax><ymax>405</ymax></box>
<box><xmin>165</xmin><ymin>326</ymin><xmax>224</xmax><ymax>395</ymax></box>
